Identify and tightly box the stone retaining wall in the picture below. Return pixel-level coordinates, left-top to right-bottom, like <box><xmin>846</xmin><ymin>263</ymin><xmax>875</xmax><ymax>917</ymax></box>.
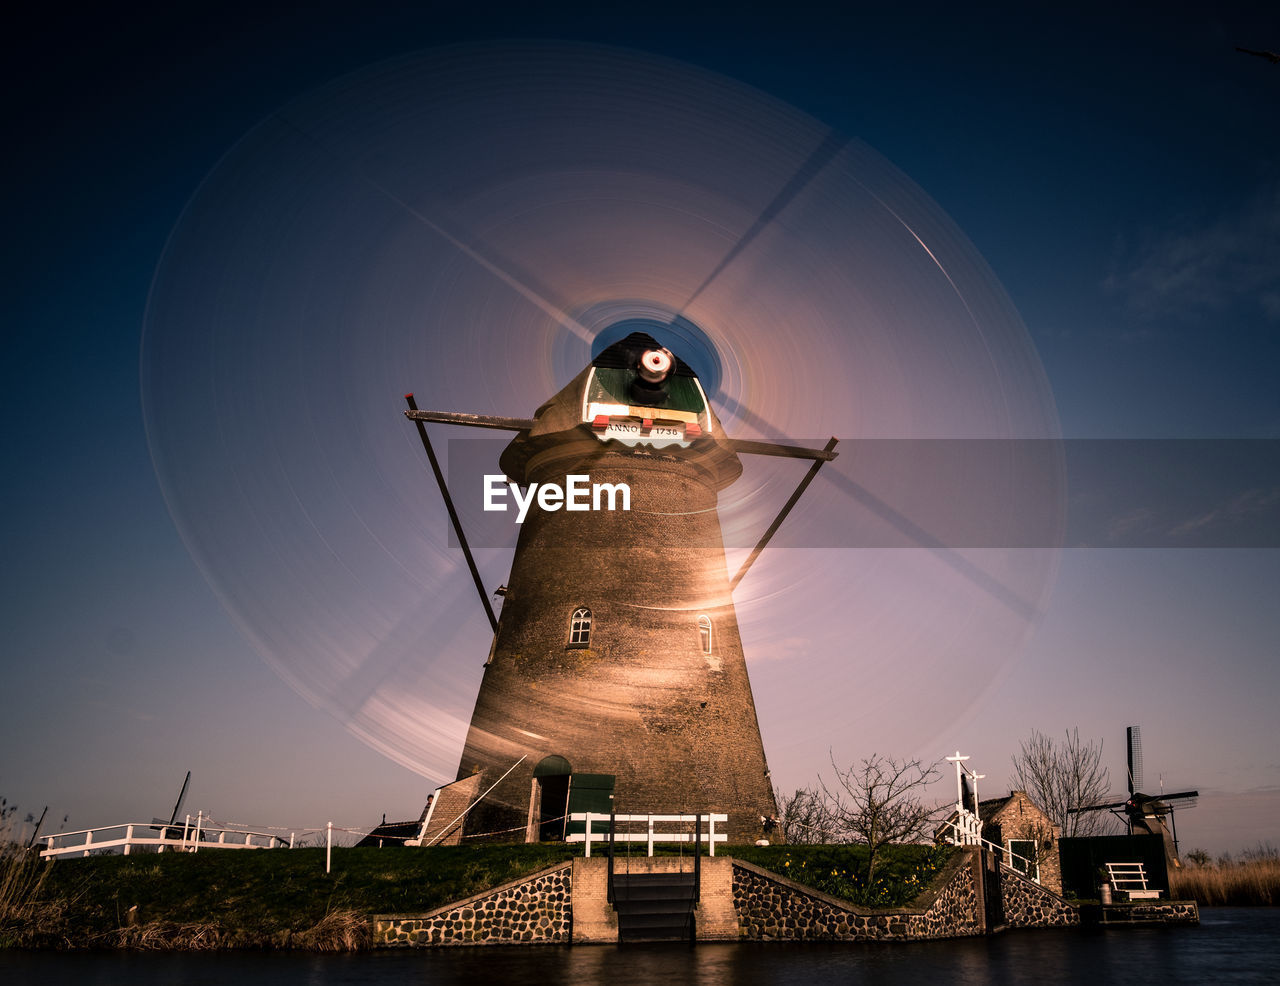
<box><xmin>999</xmin><ymin>864</ymin><xmax>1080</xmax><ymax>928</ymax></box>
<box><xmin>732</xmin><ymin>850</ymin><xmax>983</xmax><ymax>941</ymax></box>
<box><xmin>1097</xmin><ymin>900</ymin><xmax>1199</xmax><ymax>925</ymax></box>
<box><xmin>374</xmin><ymin>862</ymin><xmax>571</xmax><ymax>946</ymax></box>
<box><xmin>373</xmin><ymin>850</ymin><xmax>1201</xmax><ymax>947</ymax></box>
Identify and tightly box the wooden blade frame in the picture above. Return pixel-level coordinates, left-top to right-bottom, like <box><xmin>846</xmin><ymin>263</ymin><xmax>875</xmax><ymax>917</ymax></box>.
<box><xmin>402</xmin><ymin>406</ymin><xmax>840</xmax><ymax>615</ymax></box>
<box><xmin>404</xmin><ymin>397</ymin><xmax>499</xmax><ymax>633</ymax></box>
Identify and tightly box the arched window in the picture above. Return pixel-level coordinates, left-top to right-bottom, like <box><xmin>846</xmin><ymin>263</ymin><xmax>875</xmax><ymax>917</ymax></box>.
<box><xmin>698</xmin><ymin>615</ymin><xmax>712</xmax><ymax>654</ymax></box>
<box><xmin>568</xmin><ymin>607</ymin><xmax>591</xmax><ymax>647</ymax></box>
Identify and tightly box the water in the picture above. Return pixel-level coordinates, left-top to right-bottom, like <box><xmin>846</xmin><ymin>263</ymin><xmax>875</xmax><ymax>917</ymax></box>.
<box><xmin>3</xmin><ymin>909</ymin><xmax>1276</xmax><ymax>985</ymax></box>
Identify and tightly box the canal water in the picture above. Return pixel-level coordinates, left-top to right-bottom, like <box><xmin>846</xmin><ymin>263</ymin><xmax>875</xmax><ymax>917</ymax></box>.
<box><xmin>3</xmin><ymin>908</ymin><xmax>1276</xmax><ymax>985</ymax></box>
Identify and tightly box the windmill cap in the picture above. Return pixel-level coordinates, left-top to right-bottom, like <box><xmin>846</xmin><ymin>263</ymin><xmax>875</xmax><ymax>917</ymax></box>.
<box><xmin>592</xmin><ymin>332</ymin><xmax>698</xmax><ymax>378</ymax></box>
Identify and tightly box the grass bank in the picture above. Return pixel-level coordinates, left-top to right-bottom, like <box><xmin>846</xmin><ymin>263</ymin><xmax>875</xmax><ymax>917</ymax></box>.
<box><xmin>7</xmin><ymin>844</ymin><xmax>578</xmax><ymax>949</ymax></box>
<box><xmin>5</xmin><ymin>842</ymin><xmax>955</xmax><ymax>949</ymax></box>
<box><xmin>1170</xmin><ymin>858</ymin><xmax>1280</xmax><ymax>906</ymax></box>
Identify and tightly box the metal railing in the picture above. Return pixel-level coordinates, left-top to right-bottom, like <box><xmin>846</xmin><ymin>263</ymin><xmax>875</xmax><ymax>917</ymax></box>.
<box><xmin>937</xmin><ymin>818</ymin><xmax>1039</xmax><ymax>883</ymax></box>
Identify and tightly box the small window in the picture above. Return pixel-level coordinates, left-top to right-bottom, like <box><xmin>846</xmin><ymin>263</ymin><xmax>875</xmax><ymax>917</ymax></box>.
<box><xmin>698</xmin><ymin>615</ymin><xmax>712</xmax><ymax>654</ymax></box>
<box><xmin>569</xmin><ymin>607</ymin><xmax>591</xmax><ymax>647</ymax></box>
<box><xmin>1009</xmin><ymin>839</ymin><xmax>1037</xmax><ymax>880</ymax></box>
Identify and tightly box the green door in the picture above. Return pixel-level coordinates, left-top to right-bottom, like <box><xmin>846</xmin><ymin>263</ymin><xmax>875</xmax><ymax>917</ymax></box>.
<box><xmin>564</xmin><ymin>773</ymin><xmax>616</xmax><ymax>838</ymax></box>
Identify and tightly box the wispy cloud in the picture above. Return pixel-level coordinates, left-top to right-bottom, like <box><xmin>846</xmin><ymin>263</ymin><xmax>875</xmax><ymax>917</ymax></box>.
<box><xmin>1168</xmin><ymin>486</ymin><xmax>1280</xmax><ymax>539</ymax></box>
<box><xmin>1105</xmin><ymin>185</ymin><xmax>1280</xmax><ymax>322</ymax></box>
<box><xmin>1105</xmin><ymin>506</ymin><xmax>1158</xmax><ymax>542</ymax></box>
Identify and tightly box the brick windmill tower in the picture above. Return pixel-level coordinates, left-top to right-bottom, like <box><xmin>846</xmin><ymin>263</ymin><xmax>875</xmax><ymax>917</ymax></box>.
<box><xmin>405</xmin><ymin>331</ymin><xmax>835</xmax><ymax>845</ymax></box>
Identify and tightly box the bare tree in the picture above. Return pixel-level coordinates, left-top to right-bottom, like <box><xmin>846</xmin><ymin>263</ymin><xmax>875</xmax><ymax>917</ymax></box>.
<box><xmin>820</xmin><ymin>754</ymin><xmax>942</xmax><ymax>887</ymax></box>
<box><xmin>775</xmin><ymin>786</ymin><xmax>834</xmax><ymax>845</ymax></box>
<box><xmin>1010</xmin><ymin>728</ymin><xmax>1113</xmax><ymax>837</ymax></box>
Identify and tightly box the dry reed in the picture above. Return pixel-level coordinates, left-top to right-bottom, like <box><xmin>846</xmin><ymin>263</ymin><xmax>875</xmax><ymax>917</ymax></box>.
<box><xmin>1</xmin><ymin>799</ymin><xmax>60</xmax><ymax>946</ymax></box>
<box><xmin>95</xmin><ymin>910</ymin><xmax>371</xmax><ymax>951</ymax></box>
<box><xmin>1170</xmin><ymin>857</ymin><xmax>1280</xmax><ymax>906</ymax></box>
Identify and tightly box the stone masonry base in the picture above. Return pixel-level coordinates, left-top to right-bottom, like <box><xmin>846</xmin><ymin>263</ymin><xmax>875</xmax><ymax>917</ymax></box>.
<box><xmin>373</xmin><ymin>848</ymin><xmax>1196</xmax><ymax>946</ymax></box>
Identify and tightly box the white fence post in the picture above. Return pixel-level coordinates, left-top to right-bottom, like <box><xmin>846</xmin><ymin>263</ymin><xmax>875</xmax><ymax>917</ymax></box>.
<box><xmin>326</xmin><ymin>821</ymin><xmax>333</xmax><ymax>874</ymax></box>
<box><xmin>709</xmin><ymin>814</ymin><xmax>716</xmax><ymax>856</ymax></box>
<box><xmin>647</xmin><ymin>815</ymin><xmax>655</xmax><ymax>857</ymax></box>
<box><xmin>584</xmin><ymin>814</ymin><xmax>593</xmax><ymax>858</ymax></box>
<box><xmin>124</xmin><ymin>825</ymin><xmax>133</xmax><ymax>855</ymax></box>
<box><xmin>82</xmin><ymin>829</ymin><xmax>92</xmax><ymax>858</ymax></box>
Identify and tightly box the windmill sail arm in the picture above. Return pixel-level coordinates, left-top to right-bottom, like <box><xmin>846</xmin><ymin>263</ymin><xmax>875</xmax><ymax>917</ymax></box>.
<box><xmin>1159</xmin><ymin>790</ymin><xmax>1199</xmax><ymax>802</ymax></box>
<box><xmin>404</xmin><ymin>409</ymin><xmax>535</xmax><ymax>431</ymax></box>
<box><xmin>730</xmin><ymin>437</ymin><xmax>840</xmax><ymax>591</ymax></box>
<box><xmin>1068</xmin><ymin>799</ymin><xmax>1128</xmax><ymax>813</ymax></box>
<box><xmin>404</xmin><ymin>395</ymin><xmax>500</xmax><ymax>634</ymax></box>
<box><xmin>402</xmin><ymin>410</ymin><xmax>840</xmax><ymax>464</ymax></box>
<box><xmin>169</xmin><ymin>771</ymin><xmax>191</xmax><ymax>827</ymax></box>
<box><xmin>727</xmin><ymin>437</ymin><xmax>839</xmax><ymax>461</ymax></box>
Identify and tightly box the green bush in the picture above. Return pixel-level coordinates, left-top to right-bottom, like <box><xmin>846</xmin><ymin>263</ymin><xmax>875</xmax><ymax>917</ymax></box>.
<box><xmin>729</xmin><ymin>843</ymin><xmax>954</xmax><ymax>908</ymax></box>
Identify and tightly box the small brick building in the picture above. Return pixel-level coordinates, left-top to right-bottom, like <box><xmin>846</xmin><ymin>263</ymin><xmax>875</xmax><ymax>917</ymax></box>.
<box><xmin>939</xmin><ymin>790</ymin><xmax>1062</xmax><ymax>895</ymax></box>
<box><xmin>980</xmin><ymin>791</ymin><xmax>1062</xmax><ymax>894</ymax></box>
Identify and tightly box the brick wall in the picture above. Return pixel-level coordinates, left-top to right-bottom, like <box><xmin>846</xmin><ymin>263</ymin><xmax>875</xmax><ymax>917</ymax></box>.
<box><xmin>984</xmin><ymin>791</ymin><xmax>1063</xmax><ymax>895</ymax></box>
<box><xmin>418</xmin><ymin>775</ymin><xmax>481</xmax><ymax>846</ymax></box>
<box><xmin>455</xmin><ymin>430</ymin><xmax>779</xmax><ymax>845</ymax></box>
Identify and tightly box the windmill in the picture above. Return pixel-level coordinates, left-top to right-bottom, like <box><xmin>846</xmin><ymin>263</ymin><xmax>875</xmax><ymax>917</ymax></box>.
<box><xmin>1069</xmin><ymin>727</ymin><xmax>1198</xmax><ymax>864</ymax></box>
<box><xmin>405</xmin><ymin>330</ymin><xmax>837</xmax><ymax>844</ymax></box>
<box><xmin>140</xmin><ymin>43</ymin><xmax>1066</xmax><ymax>820</ymax></box>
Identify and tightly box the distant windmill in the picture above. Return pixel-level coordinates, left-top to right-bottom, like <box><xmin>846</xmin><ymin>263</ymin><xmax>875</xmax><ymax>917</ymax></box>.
<box><xmin>1069</xmin><ymin>726</ymin><xmax>1198</xmax><ymax>864</ymax></box>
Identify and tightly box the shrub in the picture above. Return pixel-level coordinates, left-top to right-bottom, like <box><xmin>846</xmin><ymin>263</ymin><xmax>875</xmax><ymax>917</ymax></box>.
<box><xmin>730</xmin><ymin>843</ymin><xmax>953</xmax><ymax>908</ymax></box>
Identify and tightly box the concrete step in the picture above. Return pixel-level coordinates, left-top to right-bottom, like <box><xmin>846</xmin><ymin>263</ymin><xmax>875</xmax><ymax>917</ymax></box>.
<box><xmin>612</xmin><ymin>872</ymin><xmax>696</xmax><ymax>942</ymax></box>
<box><xmin>616</xmin><ymin>913</ymin><xmax>693</xmax><ymax>942</ymax></box>
<box><xmin>613</xmin><ymin>885</ymin><xmax>696</xmax><ymax>903</ymax></box>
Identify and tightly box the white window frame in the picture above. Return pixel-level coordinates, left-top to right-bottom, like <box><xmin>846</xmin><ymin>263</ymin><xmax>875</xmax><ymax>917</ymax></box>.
<box><xmin>1007</xmin><ymin>838</ymin><xmax>1039</xmax><ymax>881</ymax></box>
<box><xmin>569</xmin><ymin>607</ymin><xmax>592</xmax><ymax>647</ymax></box>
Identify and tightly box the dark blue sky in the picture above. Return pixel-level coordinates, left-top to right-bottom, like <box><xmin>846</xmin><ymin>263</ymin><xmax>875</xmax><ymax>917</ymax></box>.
<box><xmin>3</xmin><ymin>3</ymin><xmax>1277</xmax><ymax>851</ymax></box>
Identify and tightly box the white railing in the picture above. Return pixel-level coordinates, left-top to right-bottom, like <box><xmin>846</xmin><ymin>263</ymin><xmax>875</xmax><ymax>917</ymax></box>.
<box><xmin>937</xmin><ymin>819</ymin><xmax>1039</xmax><ymax>883</ymax></box>
<box><xmin>950</xmin><ymin>808</ymin><xmax>984</xmax><ymax>846</ymax></box>
<box><xmin>567</xmin><ymin>812</ymin><xmax>728</xmax><ymax>857</ymax></box>
<box><xmin>40</xmin><ymin>815</ymin><xmax>289</xmax><ymax>860</ymax></box>
<box><xmin>1105</xmin><ymin>861</ymin><xmax>1162</xmax><ymax>899</ymax></box>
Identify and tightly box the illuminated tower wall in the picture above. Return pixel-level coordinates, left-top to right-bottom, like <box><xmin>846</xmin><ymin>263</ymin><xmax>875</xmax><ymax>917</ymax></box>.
<box><xmin>454</xmin><ymin>334</ymin><xmax>778</xmax><ymax>845</ymax></box>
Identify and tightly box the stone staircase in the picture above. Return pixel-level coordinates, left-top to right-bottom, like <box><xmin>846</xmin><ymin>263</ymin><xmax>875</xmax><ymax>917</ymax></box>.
<box><xmin>612</xmin><ymin>870</ymin><xmax>697</xmax><ymax>941</ymax></box>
